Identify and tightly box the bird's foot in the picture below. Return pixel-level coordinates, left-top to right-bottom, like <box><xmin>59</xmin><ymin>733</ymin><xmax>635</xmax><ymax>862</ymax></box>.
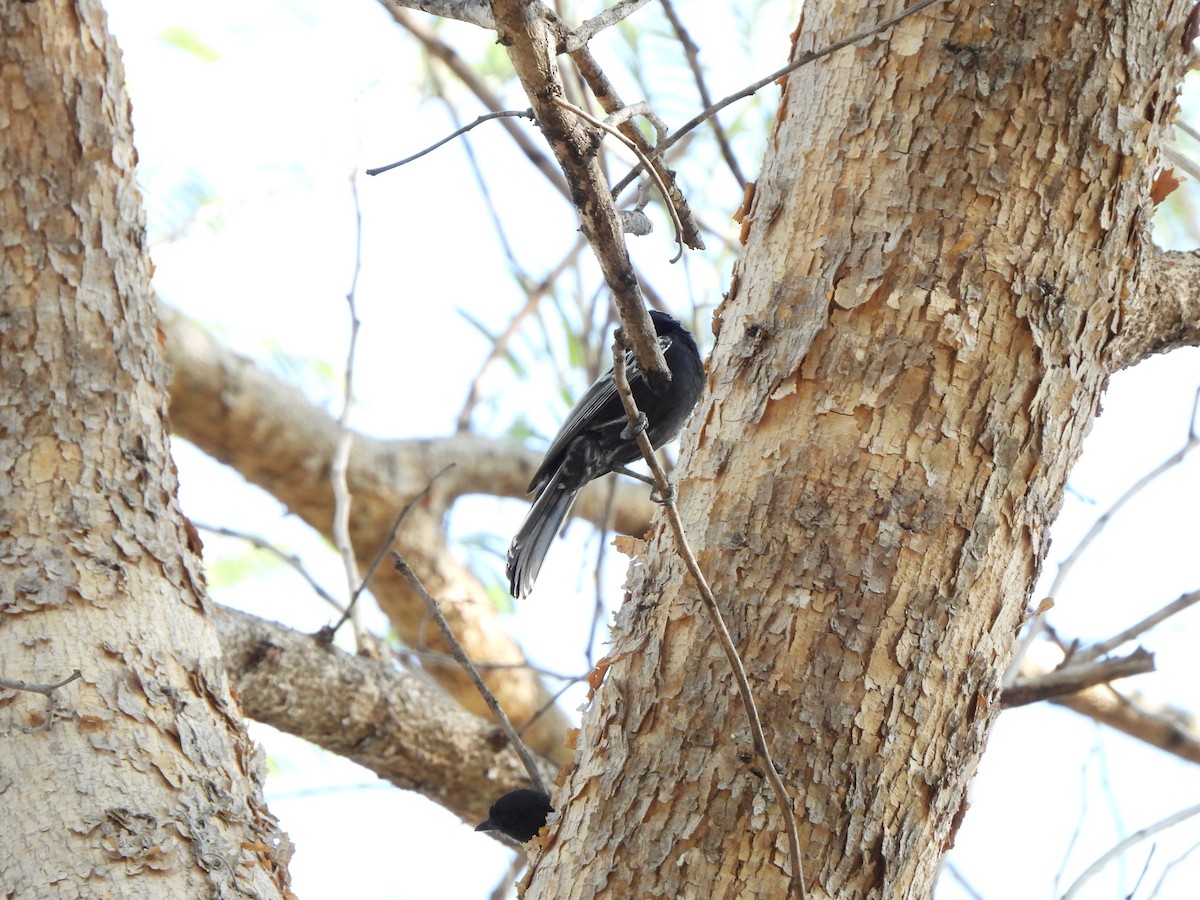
<box><xmin>620</xmin><ymin>412</ymin><xmax>649</xmax><ymax>441</ymax></box>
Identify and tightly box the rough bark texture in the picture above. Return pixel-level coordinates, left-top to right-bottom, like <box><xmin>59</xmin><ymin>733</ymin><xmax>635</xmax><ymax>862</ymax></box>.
<box><xmin>0</xmin><ymin>3</ymin><xmax>289</xmax><ymax>896</ymax></box>
<box><xmin>527</xmin><ymin>1</ymin><xmax>1195</xmax><ymax>898</ymax></box>
<box><xmin>215</xmin><ymin>607</ymin><xmax>556</xmax><ymax>831</ymax></box>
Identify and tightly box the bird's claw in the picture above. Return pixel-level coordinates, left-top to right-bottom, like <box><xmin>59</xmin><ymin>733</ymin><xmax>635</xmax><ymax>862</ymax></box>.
<box><xmin>650</xmin><ymin>482</ymin><xmax>676</xmax><ymax>505</ymax></box>
<box><xmin>621</xmin><ymin>412</ymin><xmax>649</xmax><ymax>441</ymax></box>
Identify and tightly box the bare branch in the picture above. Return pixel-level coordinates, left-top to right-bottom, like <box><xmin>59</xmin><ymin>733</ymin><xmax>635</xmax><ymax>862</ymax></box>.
<box><xmin>1062</xmin><ymin>801</ymin><xmax>1200</xmax><ymax>899</ymax></box>
<box><xmin>328</xmin><ymin>465</ymin><xmax>455</xmax><ymax>637</ymax></box>
<box><xmin>1001</xmin><ymin>648</ymin><xmax>1155</xmax><ymax>708</ymax></box>
<box><xmin>1163</xmin><ymin>143</ymin><xmax>1200</xmax><ymax>183</ymax></box>
<box><xmin>551</xmin><ymin>96</ymin><xmax>684</xmax><ymax>261</ymax></box>
<box><xmin>568</xmin><ymin>45</ymin><xmax>704</xmax><ymax>251</ymax></box>
<box><xmin>939</xmin><ymin>860</ymin><xmax>985</xmax><ymax>900</ymax></box>
<box><xmin>378</xmin><ymin>0</ymin><xmax>494</xmax><ymax>29</ymax></box>
<box><xmin>456</xmin><ymin>235</ymin><xmax>589</xmax><ymax>430</ymax></box>
<box><xmin>1007</xmin><ymin>640</ymin><xmax>1200</xmax><ymax>762</ymax></box>
<box><xmin>563</xmin><ymin>0</ymin><xmax>653</xmax><ymax>52</ymax></box>
<box><xmin>1149</xmin><ymin>836</ymin><xmax>1200</xmax><ymax>897</ymax></box>
<box><xmin>489</xmin><ymin>0</ymin><xmax>671</xmax><ymax>386</ymax></box>
<box><xmin>367</xmin><ymin>110</ymin><xmax>535</xmax><ymax>176</ymax></box>
<box><xmin>331</xmin><ymin>173</ymin><xmax>369</xmax><ymax>650</ymax></box>
<box><xmin>658</xmin><ymin>0</ymin><xmax>747</xmax><ymax>189</ymax></box>
<box><xmin>394</xmin><ymin>553</ymin><xmax>549</xmax><ymax>795</ymax></box>
<box><xmin>388</xmin><ymin>8</ymin><xmax>569</xmax><ymax>199</ymax></box>
<box><xmin>0</xmin><ymin>670</ymin><xmax>82</xmax><ymax>695</ymax></box>
<box><xmin>1006</xmin><ymin>388</ymin><xmax>1200</xmax><ymax>682</ymax></box>
<box><xmin>1073</xmin><ymin>588</ymin><xmax>1200</xmax><ymax>666</ymax></box>
<box><xmin>161</xmin><ymin>305</ymin><xmax>577</xmax><ymax>760</ymax></box>
<box><xmin>612</xmin><ymin>0</ymin><xmax>951</xmax><ymax>196</ymax></box>
<box><xmin>194</xmin><ymin>522</ymin><xmax>345</xmax><ymax>613</ymax></box>
<box><xmin>1053</xmin><ymin>686</ymin><xmax>1200</xmax><ymax>765</ymax></box>
<box><xmin>215</xmin><ymin>606</ymin><xmax>556</xmax><ymax>829</ymax></box>
<box><xmin>1112</xmin><ymin>248</ymin><xmax>1200</xmax><ymax>369</ymax></box>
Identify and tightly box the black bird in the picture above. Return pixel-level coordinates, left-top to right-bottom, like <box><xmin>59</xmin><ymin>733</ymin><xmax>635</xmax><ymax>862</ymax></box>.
<box><xmin>475</xmin><ymin>788</ymin><xmax>554</xmax><ymax>843</ymax></box>
<box><xmin>506</xmin><ymin>309</ymin><xmax>705</xmax><ymax>598</ymax></box>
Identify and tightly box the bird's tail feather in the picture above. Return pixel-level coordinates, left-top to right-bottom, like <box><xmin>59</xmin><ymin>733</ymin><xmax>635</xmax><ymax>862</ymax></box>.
<box><xmin>507</xmin><ymin>475</ymin><xmax>578</xmax><ymax>599</ymax></box>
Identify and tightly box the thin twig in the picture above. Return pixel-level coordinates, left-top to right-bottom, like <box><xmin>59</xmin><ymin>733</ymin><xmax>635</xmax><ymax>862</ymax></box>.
<box><xmin>393</xmin><ymin>552</ymin><xmax>548</xmax><ymax>795</ymax></box>
<box><xmin>587</xmin><ymin>479</ymin><xmax>620</xmax><ymax>668</ymax></box>
<box><xmin>658</xmin><ymin>0</ymin><xmax>747</xmax><ymax>189</ymax></box>
<box><xmin>1148</xmin><ymin>836</ymin><xmax>1200</xmax><ymax>898</ymax></box>
<box><xmin>328</xmin><ymin>464</ymin><xmax>456</xmax><ymax>636</ymax></box>
<box><xmin>1062</xmin><ymin>801</ymin><xmax>1200</xmax><ymax>899</ymax></box>
<box><xmin>366</xmin><ymin>110</ymin><xmax>535</xmax><ymax>177</ymax></box>
<box><xmin>939</xmin><ymin>860</ymin><xmax>985</xmax><ymax>900</ymax></box>
<box><xmin>194</xmin><ymin>523</ymin><xmax>344</xmax><ymax>613</ymax></box>
<box><xmin>518</xmin><ymin>674</ymin><xmax>587</xmax><ymax>738</ymax></box>
<box><xmin>1053</xmin><ymin>746</ymin><xmax>1097</xmax><ymax>896</ymax></box>
<box><xmin>1162</xmin><ymin>143</ymin><xmax>1200</xmax><ymax>185</ymax></box>
<box><xmin>455</xmin><ymin>235</ymin><xmax>589</xmax><ymax>431</ymax></box>
<box><xmin>1129</xmin><ymin>846</ymin><xmax>1158</xmax><ymax>900</ymax></box>
<box><xmin>567</xmin><ymin>44</ymin><xmax>704</xmax><ymax>250</ymax></box>
<box><xmin>564</xmin><ymin>0</ymin><xmax>654</xmax><ymax>52</ymax></box>
<box><xmin>0</xmin><ymin>670</ymin><xmax>82</xmax><ymax>694</ymax></box>
<box><xmin>1073</xmin><ymin>588</ymin><xmax>1200</xmax><ymax>666</ymax></box>
<box><xmin>332</xmin><ymin>172</ymin><xmax>368</xmax><ymax>651</ymax></box>
<box><xmin>489</xmin><ymin>853</ymin><xmax>527</xmax><ymax>900</ymax></box>
<box><xmin>1007</xmin><ymin>386</ymin><xmax>1200</xmax><ymax>682</ymax></box>
<box><xmin>393</xmin><ymin>646</ymin><xmax>583</xmax><ymax>681</ymax></box>
<box><xmin>551</xmin><ymin>96</ymin><xmax>685</xmax><ymax>262</ymax></box>
<box><xmin>491</xmin><ymin>0</ymin><xmax>670</xmax><ymax>388</ymax></box>
<box><xmin>1052</xmin><ymin>683</ymin><xmax>1200</xmax><ymax>765</ymax></box>
<box><xmin>610</xmin><ymin>336</ymin><xmax>806</xmax><ymax>899</ymax></box>
<box><xmin>428</xmin><ymin>67</ymin><xmax>522</xmax><ymax>272</ymax></box>
<box><xmin>389</xmin><ymin>8</ymin><xmax>569</xmax><ymax>197</ymax></box>
<box><xmin>612</xmin><ymin>0</ymin><xmax>950</xmax><ymax>197</ymax></box>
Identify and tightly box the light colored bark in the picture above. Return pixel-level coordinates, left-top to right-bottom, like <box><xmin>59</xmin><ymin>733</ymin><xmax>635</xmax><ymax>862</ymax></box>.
<box><xmin>215</xmin><ymin>607</ymin><xmax>556</xmax><ymax>828</ymax></box>
<box><xmin>161</xmin><ymin>306</ymin><xmax>662</xmax><ymax>764</ymax></box>
<box><xmin>526</xmin><ymin>1</ymin><xmax>1197</xmax><ymax>897</ymax></box>
<box><xmin>0</xmin><ymin>2</ymin><xmax>288</xmax><ymax>896</ymax></box>
<box><xmin>1114</xmin><ymin>247</ymin><xmax>1200</xmax><ymax>369</ymax></box>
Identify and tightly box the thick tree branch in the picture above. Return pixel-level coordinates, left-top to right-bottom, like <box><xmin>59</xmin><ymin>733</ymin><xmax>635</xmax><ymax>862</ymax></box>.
<box><xmin>379</xmin><ymin>0</ymin><xmax>494</xmax><ymax>29</ymax></box>
<box><xmin>1009</xmin><ymin>641</ymin><xmax>1200</xmax><ymax>764</ymax></box>
<box><xmin>1001</xmin><ymin>648</ymin><xmax>1155</xmax><ymax>707</ymax></box>
<box><xmin>161</xmin><ymin>305</ymin><xmax>575</xmax><ymax>760</ymax></box>
<box><xmin>1111</xmin><ymin>248</ymin><xmax>1200</xmax><ymax>369</ymax></box>
<box><xmin>1053</xmin><ymin>688</ymin><xmax>1200</xmax><ymax>765</ymax></box>
<box><xmin>160</xmin><ymin>306</ymin><xmax>655</xmax><ymax>532</ymax></box>
<box><xmin>488</xmin><ymin>0</ymin><xmax>669</xmax><ymax>385</ymax></box>
<box><xmin>215</xmin><ymin>606</ymin><xmax>555</xmax><ymax>829</ymax></box>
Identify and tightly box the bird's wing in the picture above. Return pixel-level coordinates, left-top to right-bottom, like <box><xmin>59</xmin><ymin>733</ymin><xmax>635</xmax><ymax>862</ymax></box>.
<box><xmin>528</xmin><ymin>336</ymin><xmax>673</xmax><ymax>492</ymax></box>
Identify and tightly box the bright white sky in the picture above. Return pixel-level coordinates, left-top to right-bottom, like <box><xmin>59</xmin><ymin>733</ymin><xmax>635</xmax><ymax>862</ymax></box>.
<box><xmin>100</xmin><ymin>0</ymin><xmax>1200</xmax><ymax>897</ymax></box>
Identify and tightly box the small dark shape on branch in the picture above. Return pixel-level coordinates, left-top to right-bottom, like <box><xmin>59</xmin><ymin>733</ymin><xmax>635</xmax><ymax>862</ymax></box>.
<box><xmin>476</xmin><ymin>788</ymin><xmax>554</xmax><ymax>843</ymax></box>
<box><xmin>506</xmin><ymin>310</ymin><xmax>704</xmax><ymax>598</ymax></box>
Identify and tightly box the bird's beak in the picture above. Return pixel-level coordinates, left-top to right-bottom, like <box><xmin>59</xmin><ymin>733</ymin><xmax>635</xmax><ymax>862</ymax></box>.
<box><xmin>475</xmin><ymin>820</ymin><xmax>494</xmax><ymax>832</ymax></box>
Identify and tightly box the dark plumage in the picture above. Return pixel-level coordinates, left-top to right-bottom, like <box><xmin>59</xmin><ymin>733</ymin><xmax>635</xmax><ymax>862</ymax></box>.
<box><xmin>506</xmin><ymin>310</ymin><xmax>705</xmax><ymax>598</ymax></box>
<box><xmin>475</xmin><ymin>788</ymin><xmax>554</xmax><ymax>843</ymax></box>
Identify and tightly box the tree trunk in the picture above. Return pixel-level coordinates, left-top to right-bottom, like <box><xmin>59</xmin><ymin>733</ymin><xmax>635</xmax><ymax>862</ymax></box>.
<box><xmin>0</xmin><ymin>3</ymin><xmax>290</xmax><ymax>896</ymax></box>
<box><xmin>527</xmin><ymin>1</ymin><xmax>1194</xmax><ymax>897</ymax></box>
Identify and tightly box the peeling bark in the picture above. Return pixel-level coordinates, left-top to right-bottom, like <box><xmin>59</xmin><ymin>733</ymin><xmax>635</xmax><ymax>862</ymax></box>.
<box><xmin>0</xmin><ymin>3</ymin><xmax>289</xmax><ymax>895</ymax></box>
<box><xmin>527</xmin><ymin>2</ymin><xmax>1197</xmax><ymax>897</ymax></box>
